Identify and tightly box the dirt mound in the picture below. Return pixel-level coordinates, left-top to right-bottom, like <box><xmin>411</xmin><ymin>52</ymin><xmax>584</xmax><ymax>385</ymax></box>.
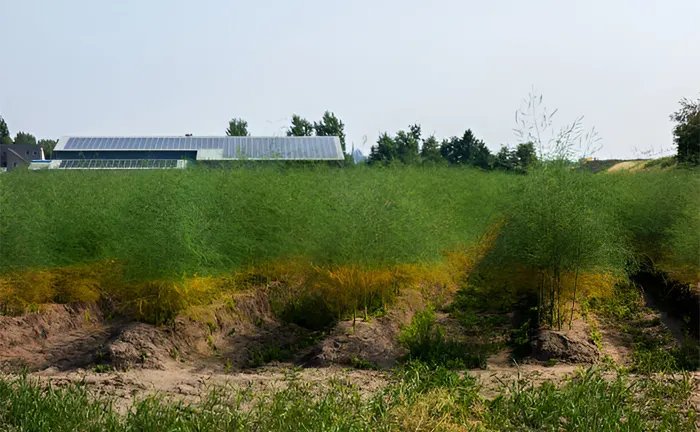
<box><xmin>313</xmin><ymin>289</ymin><xmax>426</xmax><ymax>368</ymax></box>
<box><xmin>0</xmin><ymin>303</ymin><xmax>109</xmax><ymax>371</ymax></box>
<box><xmin>106</xmin><ymin>323</ymin><xmax>178</xmax><ymax>370</ymax></box>
<box><xmin>531</xmin><ymin>329</ymin><xmax>600</xmax><ymax>363</ymax></box>
<box><xmin>100</xmin><ymin>288</ymin><xmax>291</xmax><ymax>371</ymax></box>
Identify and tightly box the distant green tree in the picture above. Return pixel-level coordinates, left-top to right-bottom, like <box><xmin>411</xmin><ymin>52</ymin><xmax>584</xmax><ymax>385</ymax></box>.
<box><xmin>515</xmin><ymin>141</ymin><xmax>538</xmax><ymax>170</ymax></box>
<box><xmin>440</xmin><ymin>129</ymin><xmax>491</xmax><ymax>168</ymax></box>
<box><xmin>225</xmin><ymin>118</ymin><xmax>249</xmax><ymax>136</ymax></box>
<box><xmin>471</xmin><ymin>139</ymin><xmax>492</xmax><ymax>170</ymax></box>
<box><xmin>493</xmin><ymin>145</ymin><xmax>516</xmax><ymax>171</ymax></box>
<box><xmin>420</xmin><ymin>135</ymin><xmax>443</xmax><ymax>164</ymax></box>
<box><xmin>670</xmin><ymin>97</ymin><xmax>700</xmax><ymax>164</ymax></box>
<box><xmin>314</xmin><ymin>111</ymin><xmax>346</xmax><ymax>153</ymax></box>
<box><xmin>13</xmin><ymin>132</ymin><xmax>36</xmax><ymax>146</ymax></box>
<box><xmin>368</xmin><ymin>133</ymin><xmax>398</xmax><ymax>165</ymax></box>
<box><xmin>0</xmin><ymin>115</ymin><xmax>11</xmax><ymax>145</ymax></box>
<box><xmin>38</xmin><ymin>139</ymin><xmax>58</xmax><ymax>159</ymax></box>
<box><xmin>395</xmin><ymin>124</ymin><xmax>421</xmax><ymax>165</ymax></box>
<box><xmin>286</xmin><ymin>115</ymin><xmax>314</xmax><ymax>137</ymax></box>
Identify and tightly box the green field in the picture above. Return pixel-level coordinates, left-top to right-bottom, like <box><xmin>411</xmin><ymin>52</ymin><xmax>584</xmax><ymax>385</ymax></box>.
<box><xmin>1</xmin><ymin>164</ymin><xmax>699</xmax><ymax>430</ymax></box>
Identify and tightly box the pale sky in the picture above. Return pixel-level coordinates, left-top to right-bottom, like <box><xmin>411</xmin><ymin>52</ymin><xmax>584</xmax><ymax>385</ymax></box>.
<box><xmin>1</xmin><ymin>0</ymin><xmax>698</xmax><ymax>158</ymax></box>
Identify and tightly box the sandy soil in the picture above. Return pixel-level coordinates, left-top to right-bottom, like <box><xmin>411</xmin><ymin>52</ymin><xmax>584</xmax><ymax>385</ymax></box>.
<box><xmin>1</xmin><ymin>286</ymin><xmax>697</xmax><ymax>418</ymax></box>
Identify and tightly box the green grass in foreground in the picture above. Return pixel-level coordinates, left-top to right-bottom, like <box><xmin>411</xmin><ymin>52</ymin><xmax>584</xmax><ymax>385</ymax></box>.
<box><xmin>0</xmin><ymin>364</ymin><xmax>695</xmax><ymax>431</ymax></box>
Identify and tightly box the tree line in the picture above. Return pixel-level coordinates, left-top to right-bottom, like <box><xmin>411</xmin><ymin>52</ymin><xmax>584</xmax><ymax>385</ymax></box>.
<box><xmin>227</xmin><ymin>112</ymin><xmax>538</xmax><ymax>171</ymax></box>
<box><xmin>0</xmin><ymin>116</ymin><xmax>57</xmax><ymax>159</ymax></box>
<box><xmin>2</xmin><ymin>94</ymin><xmax>697</xmax><ymax>166</ymax></box>
<box><xmin>368</xmin><ymin>124</ymin><xmax>538</xmax><ymax>171</ymax></box>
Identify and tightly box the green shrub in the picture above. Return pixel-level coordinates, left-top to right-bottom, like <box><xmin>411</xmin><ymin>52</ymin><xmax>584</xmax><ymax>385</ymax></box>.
<box><xmin>398</xmin><ymin>308</ymin><xmax>485</xmax><ymax>368</ymax></box>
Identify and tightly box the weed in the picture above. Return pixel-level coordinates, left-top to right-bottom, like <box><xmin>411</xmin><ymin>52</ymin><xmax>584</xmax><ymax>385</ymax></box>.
<box><xmin>350</xmin><ymin>357</ymin><xmax>378</xmax><ymax>370</ymax></box>
<box><xmin>399</xmin><ymin>308</ymin><xmax>486</xmax><ymax>369</ymax></box>
<box><xmin>590</xmin><ymin>326</ymin><xmax>603</xmax><ymax>350</ymax></box>
<box><xmin>248</xmin><ymin>343</ymin><xmax>291</xmax><ymax>367</ymax></box>
<box><xmin>206</xmin><ymin>321</ymin><xmax>217</xmax><ymax>334</ymax></box>
<box><xmin>92</xmin><ymin>365</ymin><xmax>111</xmax><ymax>374</ymax></box>
<box><xmin>207</xmin><ymin>335</ymin><xmax>216</xmax><ymax>351</ymax></box>
<box><xmin>0</xmin><ymin>367</ymin><xmax>695</xmax><ymax>430</ymax></box>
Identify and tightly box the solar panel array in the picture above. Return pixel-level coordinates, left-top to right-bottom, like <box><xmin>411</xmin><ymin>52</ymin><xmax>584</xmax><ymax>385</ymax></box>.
<box><xmin>60</xmin><ymin>136</ymin><xmax>342</xmax><ymax>160</ymax></box>
<box><xmin>57</xmin><ymin>159</ymin><xmax>181</xmax><ymax>169</ymax></box>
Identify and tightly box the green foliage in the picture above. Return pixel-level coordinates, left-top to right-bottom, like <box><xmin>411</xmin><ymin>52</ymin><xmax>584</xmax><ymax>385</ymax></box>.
<box><xmin>248</xmin><ymin>342</ymin><xmax>291</xmax><ymax>367</ymax></box>
<box><xmin>670</xmin><ymin>96</ymin><xmax>700</xmax><ymax>164</ymax></box>
<box><xmin>493</xmin><ymin>142</ymin><xmax>538</xmax><ymax>172</ymax></box>
<box><xmin>514</xmin><ymin>141</ymin><xmax>538</xmax><ymax>169</ymax></box>
<box><xmin>419</xmin><ymin>134</ymin><xmax>443</xmax><ymax>164</ymax></box>
<box><xmin>37</xmin><ymin>139</ymin><xmax>57</xmax><ymax>159</ymax></box>
<box><xmin>510</xmin><ymin>319</ymin><xmax>532</xmax><ymax>347</ymax></box>
<box><xmin>493</xmin><ymin>145</ymin><xmax>518</xmax><ymax>170</ymax></box>
<box><xmin>350</xmin><ymin>356</ymin><xmax>379</xmax><ymax>370</ymax></box>
<box><xmin>484</xmin><ymin>165</ymin><xmax>632</xmax><ymax>329</ymax></box>
<box><xmin>0</xmin><ymin>367</ymin><xmax>695</xmax><ymax>431</ymax></box>
<box><xmin>368</xmin><ymin>132</ymin><xmax>397</xmax><ymax>165</ymax></box>
<box><xmin>613</xmin><ymin>168</ymin><xmax>700</xmax><ymax>276</ymax></box>
<box><xmin>485</xmin><ymin>368</ymin><xmax>696</xmax><ymax>431</ymax></box>
<box><xmin>286</xmin><ymin>114</ymin><xmax>314</xmax><ymax>137</ymax></box>
<box><xmin>586</xmin><ymin>282</ymin><xmax>644</xmax><ymax>321</ymax></box>
<box><xmin>12</xmin><ymin>131</ymin><xmax>36</xmax><ymax>146</ymax></box>
<box><xmin>0</xmin><ymin>115</ymin><xmax>10</xmax><ymax>145</ymax></box>
<box><xmin>398</xmin><ymin>308</ymin><xmax>486</xmax><ymax>368</ymax></box>
<box><xmin>394</xmin><ymin>124</ymin><xmax>421</xmax><ymax>165</ymax></box>
<box><xmin>644</xmin><ymin>156</ymin><xmax>677</xmax><ymax>169</ymax></box>
<box><xmin>313</xmin><ymin>111</ymin><xmax>346</xmax><ymax>153</ymax></box>
<box><xmin>92</xmin><ymin>364</ymin><xmax>111</xmax><ymax>373</ymax></box>
<box><xmin>0</xmin><ymin>166</ymin><xmax>511</xmax><ymax>280</ymax></box>
<box><xmin>590</xmin><ymin>326</ymin><xmax>603</xmax><ymax>349</ymax></box>
<box><xmin>440</xmin><ymin>129</ymin><xmax>491</xmax><ymax>168</ymax></box>
<box><xmin>225</xmin><ymin>118</ymin><xmax>249</xmax><ymax>136</ymax></box>
<box><xmin>589</xmin><ymin>282</ymin><xmax>700</xmax><ymax>373</ymax></box>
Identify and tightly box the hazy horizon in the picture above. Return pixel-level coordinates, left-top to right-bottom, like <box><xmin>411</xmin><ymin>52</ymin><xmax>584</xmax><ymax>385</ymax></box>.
<box><xmin>1</xmin><ymin>0</ymin><xmax>698</xmax><ymax>159</ymax></box>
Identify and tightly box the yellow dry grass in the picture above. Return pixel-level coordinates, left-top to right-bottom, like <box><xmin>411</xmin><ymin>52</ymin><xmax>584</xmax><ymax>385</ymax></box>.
<box><xmin>607</xmin><ymin>160</ymin><xmax>647</xmax><ymax>172</ymax></box>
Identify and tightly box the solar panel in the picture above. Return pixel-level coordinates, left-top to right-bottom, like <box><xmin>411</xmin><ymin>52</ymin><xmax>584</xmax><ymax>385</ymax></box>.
<box><xmin>59</xmin><ymin>136</ymin><xmax>342</xmax><ymax>159</ymax></box>
<box><xmin>56</xmin><ymin>159</ymin><xmax>181</xmax><ymax>169</ymax></box>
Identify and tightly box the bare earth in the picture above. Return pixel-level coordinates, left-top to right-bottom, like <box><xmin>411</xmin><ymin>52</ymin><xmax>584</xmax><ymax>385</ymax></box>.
<box><xmin>1</xmin><ymin>288</ymin><xmax>698</xmax><ymax>418</ymax></box>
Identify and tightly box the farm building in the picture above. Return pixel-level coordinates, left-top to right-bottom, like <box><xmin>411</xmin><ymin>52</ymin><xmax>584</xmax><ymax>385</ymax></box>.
<box><xmin>48</xmin><ymin>136</ymin><xmax>344</xmax><ymax>169</ymax></box>
<box><xmin>1</xmin><ymin>143</ymin><xmax>44</xmax><ymax>172</ymax></box>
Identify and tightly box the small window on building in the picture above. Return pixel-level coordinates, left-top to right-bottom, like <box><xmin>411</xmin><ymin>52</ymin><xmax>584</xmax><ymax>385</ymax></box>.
<box><xmin>13</xmin><ymin>162</ymin><xmax>17</xmax><ymax>167</ymax></box>
<box><xmin>26</xmin><ymin>151</ymin><xmax>30</xmax><ymax>155</ymax></box>
<box><xmin>33</xmin><ymin>151</ymin><xmax>38</xmax><ymax>156</ymax></box>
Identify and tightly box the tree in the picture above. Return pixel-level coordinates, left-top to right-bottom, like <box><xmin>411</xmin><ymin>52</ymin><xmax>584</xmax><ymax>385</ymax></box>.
<box><xmin>368</xmin><ymin>133</ymin><xmax>398</xmax><ymax>165</ymax></box>
<box><xmin>515</xmin><ymin>141</ymin><xmax>538</xmax><ymax>170</ymax></box>
<box><xmin>420</xmin><ymin>135</ymin><xmax>443</xmax><ymax>164</ymax></box>
<box><xmin>314</xmin><ymin>111</ymin><xmax>346</xmax><ymax>153</ymax></box>
<box><xmin>471</xmin><ymin>138</ymin><xmax>492</xmax><ymax>169</ymax></box>
<box><xmin>493</xmin><ymin>145</ymin><xmax>516</xmax><ymax>171</ymax></box>
<box><xmin>38</xmin><ymin>139</ymin><xmax>58</xmax><ymax>159</ymax></box>
<box><xmin>670</xmin><ymin>97</ymin><xmax>700</xmax><ymax>164</ymax></box>
<box><xmin>286</xmin><ymin>114</ymin><xmax>314</xmax><ymax>137</ymax></box>
<box><xmin>225</xmin><ymin>118</ymin><xmax>249</xmax><ymax>136</ymax></box>
<box><xmin>0</xmin><ymin>115</ymin><xmax>11</xmax><ymax>145</ymax></box>
<box><xmin>440</xmin><ymin>129</ymin><xmax>491</xmax><ymax>168</ymax></box>
<box><xmin>13</xmin><ymin>132</ymin><xmax>36</xmax><ymax>146</ymax></box>
<box><xmin>395</xmin><ymin>124</ymin><xmax>421</xmax><ymax>164</ymax></box>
